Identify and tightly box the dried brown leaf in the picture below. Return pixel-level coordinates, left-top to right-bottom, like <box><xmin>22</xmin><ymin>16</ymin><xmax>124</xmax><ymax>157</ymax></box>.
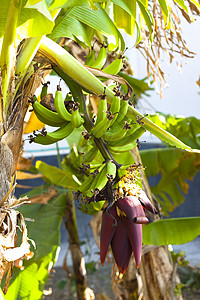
<box><xmin>16</xmin><ymin>171</ymin><xmax>42</xmax><ymax>180</ymax></box>
<box><xmin>29</xmin><ymin>188</ymin><xmax>57</xmax><ymax>204</ymax></box>
<box><xmin>17</xmin><ymin>154</ymin><xmax>33</xmax><ymax>171</ymax></box>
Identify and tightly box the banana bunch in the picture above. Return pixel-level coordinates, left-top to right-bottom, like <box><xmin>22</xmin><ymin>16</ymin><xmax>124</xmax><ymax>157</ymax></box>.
<box><xmin>79</xmin><ymin>160</ymin><xmax>117</xmax><ymax>199</ymax></box>
<box><xmin>89</xmin><ymin>91</ymin><xmax>147</xmax><ymax>153</ymax></box>
<box><xmin>31</xmin><ymin>84</ymin><xmax>84</xmax><ymax>145</ymax></box>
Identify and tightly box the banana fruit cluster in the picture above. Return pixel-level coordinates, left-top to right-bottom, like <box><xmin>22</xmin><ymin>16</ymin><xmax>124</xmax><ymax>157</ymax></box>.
<box><xmin>30</xmin><ymin>84</ymin><xmax>84</xmax><ymax>145</ymax></box>
<box><xmin>90</xmin><ymin>93</ymin><xmax>146</xmax><ymax>153</ymax></box>
<box><xmin>79</xmin><ymin>160</ymin><xmax>117</xmax><ymax>199</ymax></box>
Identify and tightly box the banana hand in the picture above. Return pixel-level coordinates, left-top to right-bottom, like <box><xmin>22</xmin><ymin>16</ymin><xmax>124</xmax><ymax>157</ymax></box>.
<box><xmin>108</xmin><ymin>127</ymin><xmax>146</xmax><ymax>147</ymax></box>
<box><xmin>102</xmin><ymin>123</ymin><xmax>127</xmax><ymax>142</ymax></box>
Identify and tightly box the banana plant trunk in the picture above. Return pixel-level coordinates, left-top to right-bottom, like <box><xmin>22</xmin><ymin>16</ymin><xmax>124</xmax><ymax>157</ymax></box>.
<box><xmin>64</xmin><ymin>191</ymin><xmax>94</xmax><ymax>300</ymax></box>
<box><xmin>131</xmin><ymin>147</ymin><xmax>182</xmax><ymax>300</ymax></box>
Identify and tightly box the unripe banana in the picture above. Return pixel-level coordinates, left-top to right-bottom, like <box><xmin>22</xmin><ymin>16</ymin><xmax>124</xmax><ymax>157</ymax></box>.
<box><xmin>106</xmin><ymin>160</ymin><xmax>117</xmax><ymax>179</ymax></box>
<box><xmin>34</xmin><ymin>122</ymin><xmax>73</xmax><ymax>145</ymax></box>
<box><xmin>108</xmin><ymin>127</ymin><xmax>146</xmax><ymax>147</ymax></box>
<box><xmin>33</xmin><ymin>99</ymin><xmax>66</xmax><ymax>127</ymax></box>
<box><xmin>109</xmin><ymin>96</ymin><xmax>121</xmax><ymax>126</ymax></box>
<box><xmin>108</xmin><ymin>141</ymin><xmax>137</xmax><ymax>153</ymax></box>
<box><xmin>102</xmin><ymin>124</ymin><xmax>127</xmax><ymax>142</ymax></box>
<box><xmin>91</xmin><ymin>115</ymin><xmax>112</xmax><ymax>138</ymax></box>
<box><xmin>54</xmin><ymin>85</ymin><xmax>72</xmax><ymax>121</ymax></box>
<box><xmin>82</xmin><ymin>145</ymin><xmax>98</xmax><ymax>163</ymax></box>
<box><xmin>41</xmin><ymin>81</ymin><xmax>50</xmax><ymax>99</ymax></box>
<box><xmin>116</xmin><ymin>99</ymin><xmax>128</xmax><ymax>123</ymax></box>
<box><xmin>71</xmin><ymin>107</ymin><xmax>84</xmax><ymax>128</ymax></box>
<box><xmin>85</xmin><ymin>47</ymin><xmax>96</xmax><ymax>66</ymax></box>
<box><xmin>86</xmin><ymin>170</ymin><xmax>103</xmax><ymax>198</ymax></box>
<box><xmin>96</xmin><ymin>98</ymin><xmax>107</xmax><ymax>125</ymax></box>
<box><xmin>92</xmin><ymin>45</ymin><xmax>107</xmax><ymax>69</ymax></box>
<box><xmin>79</xmin><ymin>174</ymin><xmax>95</xmax><ymax>193</ymax></box>
<box><xmin>94</xmin><ymin>163</ymin><xmax>108</xmax><ymax>192</ymax></box>
<box><xmin>103</xmin><ymin>56</ymin><xmax>123</xmax><ymax>75</ymax></box>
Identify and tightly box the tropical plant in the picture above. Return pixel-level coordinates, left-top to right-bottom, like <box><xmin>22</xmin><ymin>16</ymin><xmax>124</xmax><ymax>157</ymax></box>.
<box><xmin>0</xmin><ymin>0</ymin><xmax>200</xmax><ymax>299</ymax></box>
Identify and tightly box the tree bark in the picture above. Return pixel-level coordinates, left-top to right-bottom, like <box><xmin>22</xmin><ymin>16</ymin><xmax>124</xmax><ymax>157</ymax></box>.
<box><xmin>64</xmin><ymin>191</ymin><xmax>94</xmax><ymax>300</ymax></box>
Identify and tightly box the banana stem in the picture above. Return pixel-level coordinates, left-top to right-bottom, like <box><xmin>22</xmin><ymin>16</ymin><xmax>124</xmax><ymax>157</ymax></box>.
<box><xmin>0</xmin><ymin>0</ymin><xmax>22</xmax><ymax>116</ymax></box>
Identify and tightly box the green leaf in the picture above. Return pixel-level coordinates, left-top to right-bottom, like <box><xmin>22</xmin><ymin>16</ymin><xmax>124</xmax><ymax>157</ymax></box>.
<box><xmin>158</xmin><ymin>0</ymin><xmax>169</xmax><ymax>16</ymax></box>
<box><xmin>5</xmin><ymin>193</ymin><xmax>66</xmax><ymax>300</ymax></box>
<box><xmin>50</xmin><ymin>14</ymin><xmax>91</xmax><ymax>45</ymax></box>
<box><xmin>17</xmin><ymin>0</ymin><xmax>55</xmax><ymax>38</ymax></box>
<box><xmin>69</xmin><ymin>5</ymin><xmax>125</xmax><ymax>50</ymax></box>
<box><xmin>0</xmin><ymin>0</ymin><xmax>10</xmax><ymax>38</ymax></box>
<box><xmin>136</xmin><ymin>0</ymin><xmax>154</xmax><ymax>40</ymax></box>
<box><xmin>140</xmin><ymin>147</ymin><xmax>200</xmax><ymax>214</ymax></box>
<box><xmin>35</xmin><ymin>160</ymin><xmax>80</xmax><ymax>189</ymax></box>
<box><xmin>49</xmin><ymin>0</ymin><xmax>90</xmax><ymax>10</ymax></box>
<box><xmin>148</xmin><ymin>113</ymin><xmax>200</xmax><ymax>149</ymax></box>
<box><xmin>143</xmin><ymin>217</ymin><xmax>200</xmax><ymax>245</ymax></box>
<box><xmin>112</xmin><ymin>0</ymin><xmax>141</xmax><ymax>44</ymax></box>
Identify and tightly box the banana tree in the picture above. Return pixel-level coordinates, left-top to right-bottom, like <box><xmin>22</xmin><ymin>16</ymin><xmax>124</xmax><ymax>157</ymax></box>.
<box><xmin>0</xmin><ymin>0</ymin><xmax>200</xmax><ymax>299</ymax></box>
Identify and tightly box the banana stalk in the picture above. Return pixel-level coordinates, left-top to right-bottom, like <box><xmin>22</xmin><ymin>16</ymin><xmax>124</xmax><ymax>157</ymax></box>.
<box><xmin>39</xmin><ymin>37</ymin><xmax>192</xmax><ymax>151</ymax></box>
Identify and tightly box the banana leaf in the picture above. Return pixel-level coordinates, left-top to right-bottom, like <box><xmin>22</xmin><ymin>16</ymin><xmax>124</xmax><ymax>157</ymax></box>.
<box><xmin>5</xmin><ymin>193</ymin><xmax>67</xmax><ymax>300</ymax></box>
<box><xmin>143</xmin><ymin>217</ymin><xmax>200</xmax><ymax>245</ymax></box>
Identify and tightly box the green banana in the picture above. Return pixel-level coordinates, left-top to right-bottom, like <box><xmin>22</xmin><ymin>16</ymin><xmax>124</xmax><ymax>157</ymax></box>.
<box><xmin>64</xmin><ymin>92</ymin><xmax>73</xmax><ymax>102</ymax></box>
<box><xmin>41</xmin><ymin>81</ymin><xmax>50</xmax><ymax>99</ymax></box>
<box><xmin>92</xmin><ymin>45</ymin><xmax>107</xmax><ymax>69</ymax></box>
<box><xmin>34</xmin><ymin>122</ymin><xmax>73</xmax><ymax>145</ymax></box>
<box><xmin>85</xmin><ymin>47</ymin><xmax>96</xmax><ymax>66</ymax></box>
<box><xmin>54</xmin><ymin>85</ymin><xmax>72</xmax><ymax>121</ymax></box>
<box><xmin>96</xmin><ymin>98</ymin><xmax>107</xmax><ymax>125</ymax></box>
<box><xmin>108</xmin><ymin>127</ymin><xmax>146</xmax><ymax>147</ymax></box>
<box><xmin>115</xmin><ymin>99</ymin><xmax>129</xmax><ymax>123</ymax></box>
<box><xmin>94</xmin><ymin>163</ymin><xmax>108</xmax><ymax>192</ymax></box>
<box><xmin>71</xmin><ymin>107</ymin><xmax>84</xmax><ymax>128</ymax></box>
<box><xmin>33</xmin><ymin>99</ymin><xmax>66</xmax><ymax>127</ymax></box>
<box><xmin>102</xmin><ymin>55</ymin><xmax>123</xmax><ymax>75</ymax></box>
<box><xmin>102</xmin><ymin>123</ymin><xmax>127</xmax><ymax>142</ymax></box>
<box><xmin>79</xmin><ymin>173</ymin><xmax>95</xmax><ymax>193</ymax></box>
<box><xmin>91</xmin><ymin>115</ymin><xmax>112</xmax><ymax>138</ymax></box>
<box><xmin>109</xmin><ymin>96</ymin><xmax>121</xmax><ymax>126</ymax></box>
<box><xmin>82</xmin><ymin>145</ymin><xmax>98</xmax><ymax>163</ymax></box>
<box><xmin>108</xmin><ymin>141</ymin><xmax>137</xmax><ymax>153</ymax></box>
<box><xmin>106</xmin><ymin>160</ymin><xmax>117</xmax><ymax>178</ymax></box>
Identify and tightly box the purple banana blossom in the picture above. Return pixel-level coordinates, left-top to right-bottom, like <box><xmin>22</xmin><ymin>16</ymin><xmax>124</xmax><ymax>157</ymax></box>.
<box><xmin>100</xmin><ymin>195</ymin><xmax>157</xmax><ymax>274</ymax></box>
